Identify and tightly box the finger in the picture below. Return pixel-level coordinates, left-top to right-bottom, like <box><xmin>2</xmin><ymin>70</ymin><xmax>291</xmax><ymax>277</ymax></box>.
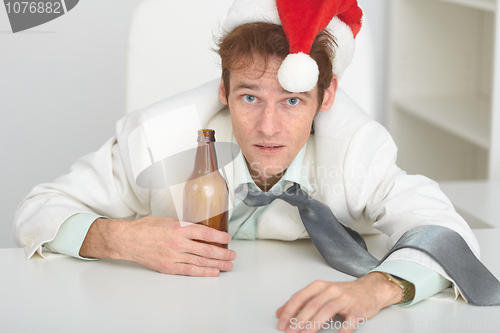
<box><xmin>172</xmin><ymin>263</ymin><xmax>221</xmax><ymax>277</ymax></box>
<box><xmin>293</xmin><ymin>284</ymin><xmax>345</xmax><ymax>322</ymax></box>
<box><xmin>187</xmin><ymin>238</ymin><xmax>236</xmax><ymax>261</ymax></box>
<box><xmin>277</xmin><ymin>281</ymin><xmax>328</xmax><ymax>331</ymax></box>
<box><xmin>180</xmin><ymin>252</ymin><xmax>233</xmax><ymax>272</ymax></box>
<box><xmin>299</xmin><ymin>300</ymin><xmax>346</xmax><ymax>333</ymax></box>
<box><xmin>276</xmin><ymin>305</ymin><xmax>284</xmax><ymax>318</ymax></box>
<box><xmin>153</xmin><ymin>259</ymin><xmax>221</xmax><ymax>277</ymax></box>
<box><xmin>288</xmin><ymin>299</ymin><xmax>338</xmax><ymax>333</ymax></box>
<box><xmin>181</xmin><ymin>222</ymin><xmax>232</xmax><ymax>245</ymax></box>
<box><xmin>338</xmin><ymin>316</ymin><xmax>359</xmax><ymax>333</ymax></box>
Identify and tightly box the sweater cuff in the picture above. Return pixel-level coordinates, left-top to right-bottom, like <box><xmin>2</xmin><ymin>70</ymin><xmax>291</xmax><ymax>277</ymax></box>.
<box><xmin>370</xmin><ymin>259</ymin><xmax>452</xmax><ymax>306</ymax></box>
<box><xmin>44</xmin><ymin>213</ymin><xmax>104</xmax><ymax>260</ymax></box>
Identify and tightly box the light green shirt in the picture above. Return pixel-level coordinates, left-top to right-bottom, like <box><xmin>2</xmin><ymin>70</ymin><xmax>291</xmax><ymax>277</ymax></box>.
<box><xmin>46</xmin><ymin>142</ymin><xmax>450</xmax><ymax>306</ymax></box>
<box><xmin>229</xmin><ymin>143</ymin><xmax>313</xmax><ymax>240</ymax></box>
<box><xmin>45</xmin><ymin>212</ymin><xmax>102</xmax><ymax>261</ymax></box>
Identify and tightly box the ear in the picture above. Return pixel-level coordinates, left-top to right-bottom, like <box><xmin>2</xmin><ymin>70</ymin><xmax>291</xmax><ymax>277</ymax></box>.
<box><xmin>219</xmin><ymin>79</ymin><xmax>228</xmax><ymax>105</ymax></box>
<box><xmin>319</xmin><ymin>75</ymin><xmax>338</xmax><ymax>112</ymax></box>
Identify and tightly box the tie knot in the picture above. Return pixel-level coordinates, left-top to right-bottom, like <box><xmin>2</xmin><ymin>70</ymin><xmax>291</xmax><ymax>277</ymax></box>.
<box><xmin>235</xmin><ymin>183</ymin><xmax>310</xmax><ymax>208</ymax></box>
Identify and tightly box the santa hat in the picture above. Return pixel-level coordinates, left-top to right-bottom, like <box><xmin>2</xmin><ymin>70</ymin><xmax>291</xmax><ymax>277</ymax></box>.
<box><xmin>223</xmin><ymin>0</ymin><xmax>363</xmax><ymax>93</ymax></box>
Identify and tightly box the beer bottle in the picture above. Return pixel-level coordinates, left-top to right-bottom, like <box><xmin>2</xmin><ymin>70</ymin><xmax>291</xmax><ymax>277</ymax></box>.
<box><xmin>183</xmin><ymin>129</ymin><xmax>229</xmax><ymax>248</ymax></box>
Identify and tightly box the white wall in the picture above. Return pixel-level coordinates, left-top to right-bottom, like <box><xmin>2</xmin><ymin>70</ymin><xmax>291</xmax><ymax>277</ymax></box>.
<box><xmin>0</xmin><ymin>0</ymin><xmax>144</xmax><ymax>248</ymax></box>
<box><xmin>0</xmin><ymin>0</ymin><xmax>388</xmax><ymax>248</ymax></box>
<box><xmin>354</xmin><ymin>0</ymin><xmax>389</xmax><ymax>123</ymax></box>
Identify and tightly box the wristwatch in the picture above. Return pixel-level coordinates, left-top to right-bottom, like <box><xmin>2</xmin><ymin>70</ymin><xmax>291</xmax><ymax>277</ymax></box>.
<box><xmin>380</xmin><ymin>272</ymin><xmax>416</xmax><ymax>305</ymax></box>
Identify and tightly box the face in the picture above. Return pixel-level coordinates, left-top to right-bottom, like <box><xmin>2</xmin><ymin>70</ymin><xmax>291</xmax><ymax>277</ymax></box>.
<box><xmin>219</xmin><ymin>57</ymin><xmax>337</xmax><ymax>189</ymax></box>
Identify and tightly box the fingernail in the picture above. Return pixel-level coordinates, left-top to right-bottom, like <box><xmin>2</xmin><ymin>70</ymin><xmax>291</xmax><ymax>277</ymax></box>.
<box><xmin>278</xmin><ymin>320</ymin><xmax>286</xmax><ymax>330</ymax></box>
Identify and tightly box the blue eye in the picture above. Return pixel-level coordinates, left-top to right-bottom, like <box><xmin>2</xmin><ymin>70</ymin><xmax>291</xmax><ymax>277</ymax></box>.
<box><xmin>286</xmin><ymin>97</ymin><xmax>300</xmax><ymax>106</ymax></box>
<box><xmin>244</xmin><ymin>95</ymin><xmax>257</xmax><ymax>103</ymax></box>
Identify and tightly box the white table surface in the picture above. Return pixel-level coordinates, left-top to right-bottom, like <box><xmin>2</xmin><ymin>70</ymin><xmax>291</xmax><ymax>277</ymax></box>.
<box><xmin>1</xmin><ymin>229</ymin><xmax>500</xmax><ymax>333</ymax></box>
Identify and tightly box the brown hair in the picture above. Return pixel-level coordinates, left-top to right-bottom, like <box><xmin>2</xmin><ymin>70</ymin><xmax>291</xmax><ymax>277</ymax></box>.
<box><xmin>215</xmin><ymin>22</ymin><xmax>336</xmax><ymax>106</ymax></box>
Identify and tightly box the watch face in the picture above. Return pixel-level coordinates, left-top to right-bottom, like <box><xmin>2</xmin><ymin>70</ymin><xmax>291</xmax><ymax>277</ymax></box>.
<box><xmin>398</xmin><ymin>280</ymin><xmax>415</xmax><ymax>304</ymax></box>
<box><xmin>381</xmin><ymin>273</ymin><xmax>415</xmax><ymax>304</ymax></box>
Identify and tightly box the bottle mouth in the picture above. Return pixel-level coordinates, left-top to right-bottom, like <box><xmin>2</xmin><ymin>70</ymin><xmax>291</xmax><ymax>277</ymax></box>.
<box><xmin>197</xmin><ymin>129</ymin><xmax>216</xmax><ymax>142</ymax></box>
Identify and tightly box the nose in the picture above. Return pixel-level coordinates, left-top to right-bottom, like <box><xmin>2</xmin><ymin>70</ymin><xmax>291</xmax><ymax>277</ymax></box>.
<box><xmin>256</xmin><ymin>103</ymin><xmax>282</xmax><ymax>137</ymax></box>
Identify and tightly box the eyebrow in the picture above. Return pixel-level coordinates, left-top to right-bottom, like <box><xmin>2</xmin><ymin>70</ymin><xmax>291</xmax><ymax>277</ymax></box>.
<box><xmin>233</xmin><ymin>82</ymin><xmax>312</xmax><ymax>97</ymax></box>
<box><xmin>234</xmin><ymin>82</ymin><xmax>260</xmax><ymax>92</ymax></box>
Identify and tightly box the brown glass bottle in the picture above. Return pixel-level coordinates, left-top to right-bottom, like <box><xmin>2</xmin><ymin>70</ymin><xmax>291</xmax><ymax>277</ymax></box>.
<box><xmin>183</xmin><ymin>129</ymin><xmax>229</xmax><ymax>248</ymax></box>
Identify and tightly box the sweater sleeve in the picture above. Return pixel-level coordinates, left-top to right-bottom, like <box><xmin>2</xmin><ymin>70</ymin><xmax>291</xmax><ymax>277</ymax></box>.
<box><xmin>13</xmin><ymin>134</ymin><xmax>150</xmax><ymax>259</ymax></box>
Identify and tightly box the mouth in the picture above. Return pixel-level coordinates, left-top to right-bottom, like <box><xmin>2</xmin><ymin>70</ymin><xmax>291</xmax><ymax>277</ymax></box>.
<box><xmin>254</xmin><ymin>144</ymin><xmax>284</xmax><ymax>154</ymax></box>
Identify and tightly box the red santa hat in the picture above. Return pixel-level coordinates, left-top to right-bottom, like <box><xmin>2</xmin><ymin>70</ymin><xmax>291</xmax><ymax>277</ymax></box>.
<box><xmin>223</xmin><ymin>0</ymin><xmax>363</xmax><ymax>93</ymax></box>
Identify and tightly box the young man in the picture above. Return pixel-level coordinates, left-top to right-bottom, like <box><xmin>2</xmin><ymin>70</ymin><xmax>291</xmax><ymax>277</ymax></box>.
<box><xmin>14</xmin><ymin>1</ymin><xmax>495</xmax><ymax>332</ymax></box>
<box><xmin>216</xmin><ymin>22</ymin><xmax>412</xmax><ymax>331</ymax></box>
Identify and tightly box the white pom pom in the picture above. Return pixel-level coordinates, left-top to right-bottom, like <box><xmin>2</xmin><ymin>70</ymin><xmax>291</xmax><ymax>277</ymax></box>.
<box><xmin>277</xmin><ymin>53</ymin><xmax>319</xmax><ymax>93</ymax></box>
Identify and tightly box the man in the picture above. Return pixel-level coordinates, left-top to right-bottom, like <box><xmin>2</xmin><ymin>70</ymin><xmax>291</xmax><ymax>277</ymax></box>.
<box><xmin>13</xmin><ymin>1</ymin><xmax>491</xmax><ymax>332</ymax></box>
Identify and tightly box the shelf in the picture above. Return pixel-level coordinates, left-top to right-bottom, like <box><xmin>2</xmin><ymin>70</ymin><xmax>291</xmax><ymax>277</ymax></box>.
<box><xmin>436</xmin><ymin>0</ymin><xmax>496</xmax><ymax>12</ymax></box>
<box><xmin>393</xmin><ymin>96</ymin><xmax>491</xmax><ymax>149</ymax></box>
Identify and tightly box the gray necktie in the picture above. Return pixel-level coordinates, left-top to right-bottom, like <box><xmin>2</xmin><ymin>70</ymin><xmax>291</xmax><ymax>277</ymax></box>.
<box><xmin>235</xmin><ymin>182</ymin><xmax>500</xmax><ymax>306</ymax></box>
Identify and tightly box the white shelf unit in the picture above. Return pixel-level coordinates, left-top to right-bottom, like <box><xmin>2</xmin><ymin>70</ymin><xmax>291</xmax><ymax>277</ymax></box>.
<box><xmin>437</xmin><ymin>0</ymin><xmax>496</xmax><ymax>12</ymax></box>
<box><xmin>387</xmin><ymin>0</ymin><xmax>500</xmax><ymax>181</ymax></box>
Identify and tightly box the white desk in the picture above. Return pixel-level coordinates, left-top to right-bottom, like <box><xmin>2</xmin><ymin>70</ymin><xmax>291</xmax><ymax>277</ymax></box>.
<box><xmin>1</xmin><ymin>229</ymin><xmax>499</xmax><ymax>333</ymax></box>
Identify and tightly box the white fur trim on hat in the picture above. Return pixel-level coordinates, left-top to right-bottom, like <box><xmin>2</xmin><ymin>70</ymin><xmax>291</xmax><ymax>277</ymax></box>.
<box><xmin>223</xmin><ymin>0</ymin><xmax>280</xmax><ymax>32</ymax></box>
<box><xmin>222</xmin><ymin>0</ymin><xmax>356</xmax><ymax>81</ymax></box>
<box><xmin>326</xmin><ymin>17</ymin><xmax>356</xmax><ymax>79</ymax></box>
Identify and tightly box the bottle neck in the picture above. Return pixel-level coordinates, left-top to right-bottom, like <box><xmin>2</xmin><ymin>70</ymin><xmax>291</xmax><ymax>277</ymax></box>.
<box><xmin>193</xmin><ymin>141</ymin><xmax>218</xmax><ymax>174</ymax></box>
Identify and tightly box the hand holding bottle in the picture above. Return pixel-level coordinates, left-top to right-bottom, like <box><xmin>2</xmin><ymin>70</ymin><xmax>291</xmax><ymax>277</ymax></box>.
<box><xmin>79</xmin><ymin>216</ymin><xmax>236</xmax><ymax>277</ymax></box>
<box><xmin>79</xmin><ymin>129</ymin><xmax>234</xmax><ymax>276</ymax></box>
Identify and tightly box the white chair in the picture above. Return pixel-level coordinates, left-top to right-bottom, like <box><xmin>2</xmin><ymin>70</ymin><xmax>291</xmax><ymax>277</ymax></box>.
<box><xmin>126</xmin><ymin>0</ymin><xmax>376</xmax><ymax>118</ymax></box>
<box><xmin>126</xmin><ymin>0</ymin><xmax>233</xmax><ymax>114</ymax></box>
